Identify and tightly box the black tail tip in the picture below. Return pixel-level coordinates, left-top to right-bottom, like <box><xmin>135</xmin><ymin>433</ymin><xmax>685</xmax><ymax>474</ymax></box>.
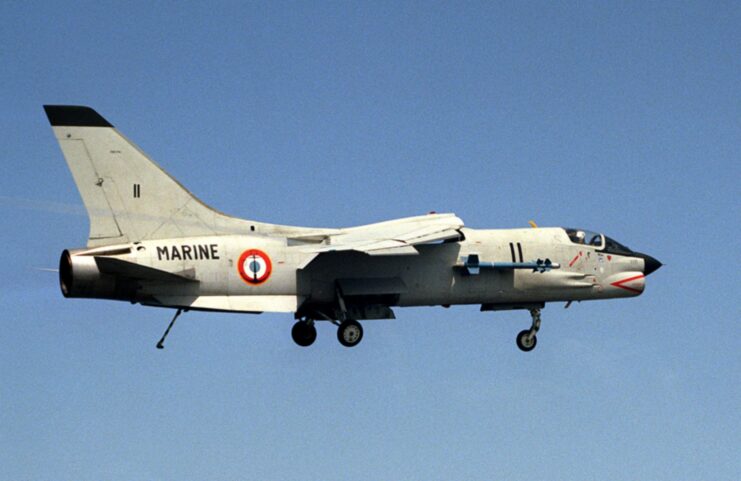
<box><xmin>43</xmin><ymin>105</ymin><xmax>113</xmax><ymax>127</ymax></box>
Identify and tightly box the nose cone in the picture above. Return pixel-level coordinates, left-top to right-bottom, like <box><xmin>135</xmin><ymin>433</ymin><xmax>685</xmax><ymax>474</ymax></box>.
<box><xmin>637</xmin><ymin>253</ymin><xmax>662</xmax><ymax>275</ymax></box>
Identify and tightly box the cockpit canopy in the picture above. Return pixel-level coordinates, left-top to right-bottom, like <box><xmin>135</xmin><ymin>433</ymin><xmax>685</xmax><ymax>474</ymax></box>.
<box><xmin>563</xmin><ymin>228</ymin><xmax>635</xmax><ymax>256</ymax></box>
<box><xmin>565</xmin><ymin>228</ymin><xmax>602</xmax><ymax>247</ymax></box>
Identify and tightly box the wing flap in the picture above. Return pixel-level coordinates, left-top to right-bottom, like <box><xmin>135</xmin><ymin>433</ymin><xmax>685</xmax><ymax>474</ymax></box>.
<box><xmin>366</xmin><ymin>245</ymin><xmax>419</xmax><ymax>256</ymax></box>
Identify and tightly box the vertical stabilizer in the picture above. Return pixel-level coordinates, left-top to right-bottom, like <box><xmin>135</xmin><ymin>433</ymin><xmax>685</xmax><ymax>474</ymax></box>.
<box><xmin>44</xmin><ymin>105</ymin><xmax>257</xmax><ymax>247</ymax></box>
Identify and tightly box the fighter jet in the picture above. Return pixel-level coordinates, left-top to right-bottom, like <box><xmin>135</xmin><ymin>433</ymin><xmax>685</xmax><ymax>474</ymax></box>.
<box><xmin>44</xmin><ymin>105</ymin><xmax>661</xmax><ymax>351</ymax></box>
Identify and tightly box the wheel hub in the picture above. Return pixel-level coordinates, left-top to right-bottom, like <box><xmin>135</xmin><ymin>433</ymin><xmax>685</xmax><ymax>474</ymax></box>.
<box><xmin>343</xmin><ymin>326</ymin><xmax>360</xmax><ymax>343</ymax></box>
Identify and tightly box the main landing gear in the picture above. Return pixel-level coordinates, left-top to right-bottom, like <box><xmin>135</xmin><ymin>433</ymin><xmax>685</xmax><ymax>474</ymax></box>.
<box><xmin>337</xmin><ymin>320</ymin><xmax>363</xmax><ymax>347</ymax></box>
<box><xmin>291</xmin><ymin>318</ymin><xmax>364</xmax><ymax>348</ymax></box>
<box><xmin>292</xmin><ymin>285</ymin><xmax>365</xmax><ymax>348</ymax></box>
<box><xmin>291</xmin><ymin>319</ymin><xmax>317</xmax><ymax>347</ymax></box>
<box><xmin>516</xmin><ymin>308</ymin><xmax>541</xmax><ymax>352</ymax></box>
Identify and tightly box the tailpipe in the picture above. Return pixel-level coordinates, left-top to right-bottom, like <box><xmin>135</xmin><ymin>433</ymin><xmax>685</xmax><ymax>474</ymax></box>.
<box><xmin>59</xmin><ymin>249</ymin><xmax>116</xmax><ymax>298</ymax></box>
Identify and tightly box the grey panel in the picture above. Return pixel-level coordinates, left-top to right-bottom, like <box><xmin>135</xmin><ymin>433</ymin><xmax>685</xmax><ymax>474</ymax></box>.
<box><xmin>337</xmin><ymin>277</ymin><xmax>408</xmax><ymax>296</ymax></box>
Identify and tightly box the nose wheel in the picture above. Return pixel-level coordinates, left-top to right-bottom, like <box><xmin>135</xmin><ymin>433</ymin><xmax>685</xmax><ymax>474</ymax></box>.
<box><xmin>516</xmin><ymin>308</ymin><xmax>541</xmax><ymax>352</ymax></box>
<box><xmin>516</xmin><ymin>329</ymin><xmax>537</xmax><ymax>351</ymax></box>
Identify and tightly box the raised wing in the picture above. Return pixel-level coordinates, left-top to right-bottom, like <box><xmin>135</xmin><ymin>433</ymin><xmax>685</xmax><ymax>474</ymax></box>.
<box><xmin>297</xmin><ymin>213</ymin><xmax>464</xmax><ymax>257</ymax></box>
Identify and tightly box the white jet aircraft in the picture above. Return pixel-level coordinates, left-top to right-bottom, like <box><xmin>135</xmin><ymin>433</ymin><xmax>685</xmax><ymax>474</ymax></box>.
<box><xmin>44</xmin><ymin>105</ymin><xmax>661</xmax><ymax>351</ymax></box>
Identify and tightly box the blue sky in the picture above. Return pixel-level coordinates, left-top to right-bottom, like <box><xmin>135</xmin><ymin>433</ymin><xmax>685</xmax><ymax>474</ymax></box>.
<box><xmin>1</xmin><ymin>1</ymin><xmax>739</xmax><ymax>480</ymax></box>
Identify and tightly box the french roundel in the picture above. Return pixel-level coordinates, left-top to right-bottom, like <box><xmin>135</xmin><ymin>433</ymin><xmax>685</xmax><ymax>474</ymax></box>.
<box><xmin>237</xmin><ymin>249</ymin><xmax>272</xmax><ymax>285</ymax></box>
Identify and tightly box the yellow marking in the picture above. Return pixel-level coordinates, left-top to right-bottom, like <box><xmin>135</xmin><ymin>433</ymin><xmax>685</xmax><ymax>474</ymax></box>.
<box><xmin>528</xmin><ymin>220</ymin><xmax>538</xmax><ymax>228</ymax></box>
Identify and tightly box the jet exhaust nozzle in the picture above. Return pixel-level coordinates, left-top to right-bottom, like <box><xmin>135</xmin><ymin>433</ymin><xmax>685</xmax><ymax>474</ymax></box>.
<box><xmin>59</xmin><ymin>249</ymin><xmax>117</xmax><ymax>299</ymax></box>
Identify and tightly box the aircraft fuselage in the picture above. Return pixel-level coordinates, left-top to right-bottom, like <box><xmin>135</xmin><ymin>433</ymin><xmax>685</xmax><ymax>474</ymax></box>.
<box><xmin>62</xmin><ymin>226</ymin><xmax>650</xmax><ymax>315</ymax></box>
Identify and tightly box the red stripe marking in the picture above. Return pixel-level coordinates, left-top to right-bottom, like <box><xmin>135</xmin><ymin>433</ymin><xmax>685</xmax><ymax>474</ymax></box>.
<box><xmin>568</xmin><ymin>253</ymin><xmax>581</xmax><ymax>267</ymax></box>
<box><xmin>610</xmin><ymin>274</ymin><xmax>645</xmax><ymax>294</ymax></box>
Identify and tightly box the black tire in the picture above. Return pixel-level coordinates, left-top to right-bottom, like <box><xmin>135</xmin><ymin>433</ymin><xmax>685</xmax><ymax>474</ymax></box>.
<box><xmin>337</xmin><ymin>320</ymin><xmax>363</xmax><ymax>347</ymax></box>
<box><xmin>291</xmin><ymin>321</ymin><xmax>316</xmax><ymax>347</ymax></box>
<box><xmin>516</xmin><ymin>329</ymin><xmax>537</xmax><ymax>352</ymax></box>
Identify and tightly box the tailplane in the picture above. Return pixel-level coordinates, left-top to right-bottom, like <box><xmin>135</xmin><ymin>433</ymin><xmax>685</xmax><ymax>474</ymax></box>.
<box><xmin>44</xmin><ymin>105</ymin><xmax>258</xmax><ymax>246</ymax></box>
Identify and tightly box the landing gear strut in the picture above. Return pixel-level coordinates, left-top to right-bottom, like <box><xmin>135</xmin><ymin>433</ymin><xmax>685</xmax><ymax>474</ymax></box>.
<box><xmin>293</xmin><ymin>286</ymin><xmax>366</xmax><ymax>348</ymax></box>
<box><xmin>516</xmin><ymin>308</ymin><xmax>541</xmax><ymax>352</ymax></box>
<box><xmin>291</xmin><ymin>319</ymin><xmax>317</xmax><ymax>347</ymax></box>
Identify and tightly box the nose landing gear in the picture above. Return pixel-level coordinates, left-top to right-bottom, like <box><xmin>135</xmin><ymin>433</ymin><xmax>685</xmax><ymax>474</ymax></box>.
<box><xmin>516</xmin><ymin>308</ymin><xmax>541</xmax><ymax>352</ymax></box>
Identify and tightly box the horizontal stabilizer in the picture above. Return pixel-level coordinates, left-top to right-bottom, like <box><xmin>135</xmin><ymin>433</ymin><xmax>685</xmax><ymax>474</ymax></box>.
<box><xmin>148</xmin><ymin>295</ymin><xmax>301</xmax><ymax>313</ymax></box>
